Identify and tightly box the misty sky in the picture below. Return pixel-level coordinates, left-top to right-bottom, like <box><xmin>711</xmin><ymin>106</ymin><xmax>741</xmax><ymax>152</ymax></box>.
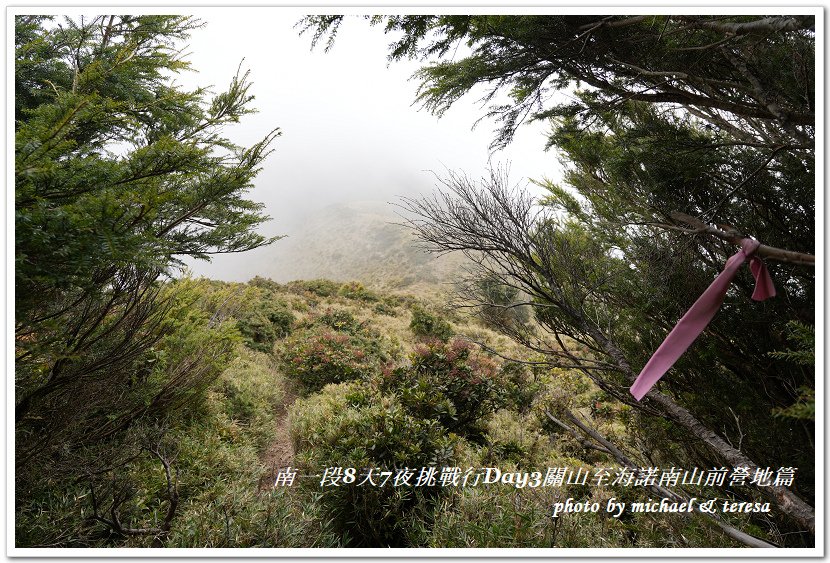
<box><xmin>177</xmin><ymin>10</ymin><xmax>561</xmax><ymax>281</ymax></box>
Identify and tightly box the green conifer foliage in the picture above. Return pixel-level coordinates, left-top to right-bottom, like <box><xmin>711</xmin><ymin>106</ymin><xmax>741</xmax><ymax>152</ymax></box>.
<box><xmin>15</xmin><ymin>15</ymin><xmax>279</xmax><ymax>454</ymax></box>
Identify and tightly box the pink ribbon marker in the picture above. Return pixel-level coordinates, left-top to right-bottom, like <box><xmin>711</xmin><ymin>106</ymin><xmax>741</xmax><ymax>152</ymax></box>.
<box><xmin>630</xmin><ymin>238</ymin><xmax>776</xmax><ymax>401</ymax></box>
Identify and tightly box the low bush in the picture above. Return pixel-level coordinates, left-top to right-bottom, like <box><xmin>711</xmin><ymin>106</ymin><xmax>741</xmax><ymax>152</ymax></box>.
<box><xmin>236</xmin><ymin>300</ymin><xmax>295</xmax><ymax>353</ymax></box>
<box><xmin>373</xmin><ymin>301</ymin><xmax>398</xmax><ymax>316</ymax></box>
<box><xmin>278</xmin><ymin>306</ymin><xmax>398</xmax><ymax>393</ymax></box>
<box><xmin>315</xmin><ymin>308</ymin><xmax>363</xmax><ymax>334</ymax></box>
<box><xmin>247</xmin><ymin>276</ymin><xmax>283</xmax><ymax>293</ymax></box>
<box><xmin>289</xmin><ymin>382</ymin><xmax>458</xmax><ymax>547</ymax></box>
<box><xmin>383</xmin><ymin>338</ymin><xmax>505</xmax><ymax>441</ymax></box>
<box><xmin>500</xmin><ymin>362</ymin><xmax>544</xmax><ymax>414</ymax></box>
<box><xmin>409</xmin><ymin>305</ymin><xmax>454</xmax><ymax>342</ymax></box>
<box><xmin>338</xmin><ymin>281</ymin><xmax>380</xmax><ymax>302</ymax></box>
<box><xmin>279</xmin><ymin>325</ymin><xmax>390</xmax><ymax>393</ymax></box>
<box><xmin>474</xmin><ymin>274</ymin><xmax>531</xmax><ymax>332</ymax></box>
<box><xmin>288</xmin><ymin>279</ymin><xmax>341</xmax><ymax>298</ymax></box>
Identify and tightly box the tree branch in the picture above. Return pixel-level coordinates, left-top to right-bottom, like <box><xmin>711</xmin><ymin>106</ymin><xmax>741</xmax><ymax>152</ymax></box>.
<box><xmin>670</xmin><ymin>211</ymin><xmax>815</xmax><ymax>266</ymax></box>
<box><xmin>87</xmin><ymin>447</ymin><xmax>178</xmax><ymax>545</ymax></box>
<box><xmin>561</xmin><ymin>409</ymin><xmax>779</xmax><ymax>548</ymax></box>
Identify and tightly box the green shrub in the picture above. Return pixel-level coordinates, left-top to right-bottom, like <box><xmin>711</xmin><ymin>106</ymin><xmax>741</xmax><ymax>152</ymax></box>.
<box><xmin>475</xmin><ymin>274</ymin><xmax>531</xmax><ymax>331</ymax></box>
<box><xmin>316</xmin><ymin>307</ymin><xmax>363</xmax><ymax>334</ymax></box>
<box><xmin>247</xmin><ymin>276</ymin><xmax>283</xmax><ymax>292</ymax></box>
<box><xmin>383</xmin><ymin>338</ymin><xmax>505</xmax><ymax>440</ymax></box>
<box><xmin>338</xmin><ymin>281</ymin><xmax>379</xmax><ymax>302</ymax></box>
<box><xmin>500</xmin><ymin>362</ymin><xmax>543</xmax><ymax>413</ymax></box>
<box><xmin>279</xmin><ymin>326</ymin><xmax>383</xmax><ymax>392</ymax></box>
<box><xmin>482</xmin><ymin>410</ymin><xmax>552</xmax><ymax>468</ymax></box>
<box><xmin>588</xmin><ymin>390</ymin><xmax>615</xmax><ymax>420</ymax></box>
<box><xmin>237</xmin><ymin>301</ymin><xmax>295</xmax><ymax>353</ymax></box>
<box><xmin>373</xmin><ymin>301</ymin><xmax>398</xmax><ymax>316</ymax></box>
<box><xmin>409</xmin><ymin>305</ymin><xmax>454</xmax><ymax>342</ymax></box>
<box><xmin>236</xmin><ymin>312</ymin><xmax>277</xmax><ymax>353</ymax></box>
<box><xmin>289</xmin><ymin>279</ymin><xmax>341</xmax><ymax>298</ymax></box>
<box><xmin>123</xmin><ymin>279</ymin><xmax>242</xmax><ymax>420</ymax></box>
<box><xmin>289</xmin><ymin>382</ymin><xmax>458</xmax><ymax>547</ymax></box>
<box><xmin>266</xmin><ymin>305</ymin><xmax>295</xmax><ymax>337</ymax></box>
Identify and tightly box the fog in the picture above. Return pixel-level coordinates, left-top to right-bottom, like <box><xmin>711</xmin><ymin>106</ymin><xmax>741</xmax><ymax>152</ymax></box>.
<box><xmin>178</xmin><ymin>10</ymin><xmax>561</xmax><ymax>281</ymax></box>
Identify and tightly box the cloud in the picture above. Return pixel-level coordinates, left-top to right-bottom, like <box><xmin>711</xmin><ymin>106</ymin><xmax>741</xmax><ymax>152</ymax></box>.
<box><xmin>179</xmin><ymin>10</ymin><xmax>557</xmax><ymax>281</ymax></box>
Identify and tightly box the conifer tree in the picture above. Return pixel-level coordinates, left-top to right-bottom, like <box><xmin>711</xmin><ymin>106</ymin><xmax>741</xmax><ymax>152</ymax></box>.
<box><xmin>15</xmin><ymin>15</ymin><xmax>279</xmax><ymax>446</ymax></box>
<box><xmin>302</xmin><ymin>14</ymin><xmax>816</xmax><ymax>541</ymax></box>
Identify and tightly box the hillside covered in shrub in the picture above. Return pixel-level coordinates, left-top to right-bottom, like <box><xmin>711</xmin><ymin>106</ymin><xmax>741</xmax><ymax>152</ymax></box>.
<box><xmin>16</xmin><ymin>276</ymin><xmax>805</xmax><ymax>548</ymax></box>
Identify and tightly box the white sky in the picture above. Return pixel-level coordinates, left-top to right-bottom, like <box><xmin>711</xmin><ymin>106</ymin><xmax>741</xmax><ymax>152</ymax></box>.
<box><xmin>177</xmin><ymin>9</ymin><xmax>560</xmax><ymax>280</ymax></box>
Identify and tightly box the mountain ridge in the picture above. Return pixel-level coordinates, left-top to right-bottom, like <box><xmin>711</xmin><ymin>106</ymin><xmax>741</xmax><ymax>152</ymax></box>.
<box><xmin>262</xmin><ymin>199</ymin><xmax>466</xmax><ymax>292</ymax></box>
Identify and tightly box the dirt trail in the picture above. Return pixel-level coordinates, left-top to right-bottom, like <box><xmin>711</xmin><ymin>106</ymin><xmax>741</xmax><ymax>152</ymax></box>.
<box><xmin>258</xmin><ymin>384</ymin><xmax>298</xmax><ymax>491</ymax></box>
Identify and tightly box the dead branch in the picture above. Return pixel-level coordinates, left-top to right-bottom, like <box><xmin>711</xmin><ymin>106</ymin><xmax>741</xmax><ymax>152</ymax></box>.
<box><xmin>543</xmin><ymin>410</ymin><xmax>614</xmax><ymax>455</ymax></box>
<box><xmin>670</xmin><ymin>211</ymin><xmax>815</xmax><ymax>266</ymax></box>
<box><xmin>88</xmin><ymin>447</ymin><xmax>178</xmax><ymax>546</ymax></box>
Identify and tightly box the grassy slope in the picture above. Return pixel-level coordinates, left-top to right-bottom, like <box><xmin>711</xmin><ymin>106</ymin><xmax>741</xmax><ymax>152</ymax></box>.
<box><xmin>151</xmin><ymin>277</ymin><xmax>744</xmax><ymax>548</ymax></box>
<box><xmin>16</xmin><ymin>275</ymin><xmax>748</xmax><ymax>548</ymax></box>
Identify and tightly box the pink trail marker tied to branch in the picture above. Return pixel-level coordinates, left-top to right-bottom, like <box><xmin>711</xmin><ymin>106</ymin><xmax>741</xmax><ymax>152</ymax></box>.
<box><xmin>630</xmin><ymin>238</ymin><xmax>776</xmax><ymax>401</ymax></box>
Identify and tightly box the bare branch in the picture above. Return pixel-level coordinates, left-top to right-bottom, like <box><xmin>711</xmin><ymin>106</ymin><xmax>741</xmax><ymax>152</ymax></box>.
<box><xmin>87</xmin><ymin>447</ymin><xmax>178</xmax><ymax>545</ymax></box>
